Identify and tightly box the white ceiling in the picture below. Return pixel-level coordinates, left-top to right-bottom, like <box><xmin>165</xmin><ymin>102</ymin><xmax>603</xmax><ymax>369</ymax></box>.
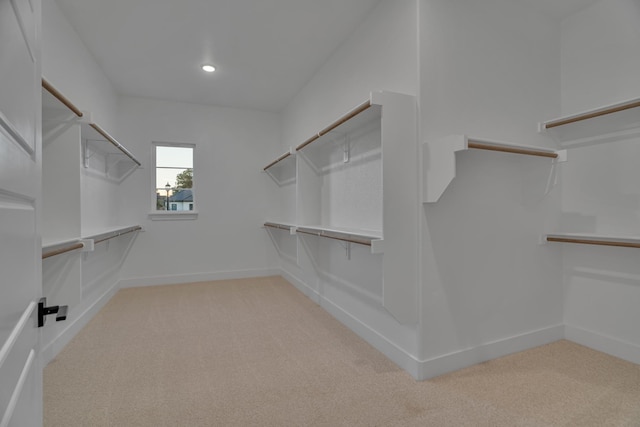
<box><xmin>55</xmin><ymin>0</ymin><xmax>382</xmax><ymax>112</ymax></box>
<box><xmin>55</xmin><ymin>0</ymin><xmax>602</xmax><ymax>112</ymax></box>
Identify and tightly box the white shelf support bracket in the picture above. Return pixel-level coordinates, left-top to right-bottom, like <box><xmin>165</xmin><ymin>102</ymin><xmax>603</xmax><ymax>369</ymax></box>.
<box><xmin>337</xmin><ymin>241</ymin><xmax>352</xmax><ymax>259</ymax></box>
<box><xmin>80</xmin><ymin>239</ymin><xmax>95</xmax><ymax>252</ymax></box>
<box><xmin>544</xmin><ymin>150</ymin><xmax>567</xmax><ymax>195</ymax></box>
<box><xmin>370</xmin><ymin>239</ymin><xmax>384</xmax><ymax>254</ymax></box>
<box><xmin>423</xmin><ymin>135</ymin><xmax>467</xmax><ymax>203</ymax></box>
<box><xmin>555</xmin><ymin>149</ymin><xmax>568</xmax><ymax>163</ymax></box>
<box><xmin>343</xmin><ymin>135</ymin><xmax>351</xmax><ymax>163</ymax></box>
<box><xmin>82</xmin><ymin>141</ymin><xmax>91</xmax><ymax>168</ymax></box>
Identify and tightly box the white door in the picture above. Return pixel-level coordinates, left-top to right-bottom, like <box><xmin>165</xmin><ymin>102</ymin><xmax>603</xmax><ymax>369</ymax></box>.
<box><xmin>0</xmin><ymin>0</ymin><xmax>43</xmax><ymax>425</ymax></box>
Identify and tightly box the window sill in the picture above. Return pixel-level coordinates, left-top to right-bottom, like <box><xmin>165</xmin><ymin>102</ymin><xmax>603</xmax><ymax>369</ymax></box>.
<box><xmin>148</xmin><ymin>211</ymin><xmax>199</xmax><ymax>221</ymax></box>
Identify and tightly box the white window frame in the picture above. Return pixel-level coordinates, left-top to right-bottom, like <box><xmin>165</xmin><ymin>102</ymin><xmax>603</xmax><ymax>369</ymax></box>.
<box><xmin>149</xmin><ymin>141</ymin><xmax>198</xmax><ymax>221</ymax></box>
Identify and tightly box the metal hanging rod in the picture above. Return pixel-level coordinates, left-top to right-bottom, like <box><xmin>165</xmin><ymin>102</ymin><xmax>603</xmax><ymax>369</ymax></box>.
<box><xmin>544</xmin><ymin>99</ymin><xmax>640</xmax><ymax>129</ymax></box>
<box><xmin>88</xmin><ymin>123</ymin><xmax>142</xmax><ymax>166</ymax></box>
<box><xmin>296</xmin><ymin>228</ymin><xmax>373</xmax><ymax>247</ymax></box>
<box><xmin>264</xmin><ymin>222</ymin><xmax>293</xmax><ymax>231</ymax></box>
<box><xmin>263</xmin><ymin>152</ymin><xmax>292</xmax><ymax>171</ymax></box>
<box><xmin>41</xmin><ymin>78</ymin><xmax>84</xmax><ymax>118</ymax></box>
<box><xmin>42</xmin><ymin>242</ymin><xmax>85</xmax><ymax>260</ymax></box>
<box><xmin>93</xmin><ymin>226</ymin><xmax>142</xmax><ymax>245</ymax></box>
<box><xmin>467</xmin><ymin>141</ymin><xmax>558</xmax><ymax>159</ymax></box>
<box><xmin>546</xmin><ymin>235</ymin><xmax>640</xmax><ymax>249</ymax></box>
<box><xmin>295</xmin><ymin>100</ymin><xmax>372</xmax><ymax>151</ymax></box>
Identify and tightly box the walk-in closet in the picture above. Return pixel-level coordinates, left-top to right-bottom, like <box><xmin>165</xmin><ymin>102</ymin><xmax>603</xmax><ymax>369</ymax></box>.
<box><xmin>2</xmin><ymin>0</ymin><xmax>639</xmax><ymax>425</ymax></box>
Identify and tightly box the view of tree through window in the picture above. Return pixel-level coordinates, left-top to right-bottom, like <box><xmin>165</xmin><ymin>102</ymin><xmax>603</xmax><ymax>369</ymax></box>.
<box><xmin>154</xmin><ymin>144</ymin><xmax>194</xmax><ymax>211</ymax></box>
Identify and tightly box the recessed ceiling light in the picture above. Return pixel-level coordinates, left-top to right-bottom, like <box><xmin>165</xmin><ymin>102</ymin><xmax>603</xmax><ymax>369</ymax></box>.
<box><xmin>202</xmin><ymin>64</ymin><xmax>216</xmax><ymax>73</ymax></box>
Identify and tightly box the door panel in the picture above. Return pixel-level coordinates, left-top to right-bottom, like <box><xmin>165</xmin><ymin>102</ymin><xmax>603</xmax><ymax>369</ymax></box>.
<box><xmin>0</xmin><ymin>0</ymin><xmax>38</xmax><ymax>154</ymax></box>
<box><xmin>0</xmin><ymin>140</ymin><xmax>40</xmax><ymax>427</ymax></box>
<box><xmin>0</xmin><ymin>0</ymin><xmax>42</xmax><ymax>425</ymax></box>
<box><xmin>0</xmin><ymin>307</ymin><xmax>37</xmax><ymax>427</ymax></box>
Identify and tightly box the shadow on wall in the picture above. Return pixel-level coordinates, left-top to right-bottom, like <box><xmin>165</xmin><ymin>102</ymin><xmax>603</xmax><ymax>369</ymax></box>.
<box><xmin>423</xmin><ymin>149</ymin><xmax>563</xmax><ymax>351</ymax></box>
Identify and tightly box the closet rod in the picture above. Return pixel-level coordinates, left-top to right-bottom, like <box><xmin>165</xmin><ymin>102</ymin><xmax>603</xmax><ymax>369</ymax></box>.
<box><xmin>296</xmin><ymin>229</ymin><xmax>372</xmax><ymax>247</ymax></box>
<box><xmin>544</xmin><ymin>99</ymin><xmax>640</xmax><ymax>129</ymax></box>
<box><xmin>263</xmin><ymin>152</ymin><xmax>291</xmax><ymax>171</ymax></box>
<box><xmin>41</xmin><ymin>78</ymin><xmax>84</xmax><ymax>118</ymax></box>
<box><xmin>89</xmin><ymin>123</ymin><xmax>142</xmax><ymax>166</ymax></box>
<box><xmin>93</xmin><ymin>226</ymin><xmax>142</xmax><ymax>245</ymax></box>
<box><xmin>546</xmin><ymin>236</ymin><xmax>640</xmax><ymax>249</ymax></box>
<box><xmin>295</xmin><ymin>100</ymin><xmax>372</xmax><ymax>151</ymax></box>
<box><xmin>264</xmin><ymin>222</ymin><xmax>292</xmax><ymax>231</ymax></box>
<box><xmin>468</xmin><ymin>141</ymin><xmax>558</xmax><ymax>159</ymax></box>
<box><xmin>42</xmin><ymin>242</ymin><xmax>84</xmax><ymax>260</ymax></box>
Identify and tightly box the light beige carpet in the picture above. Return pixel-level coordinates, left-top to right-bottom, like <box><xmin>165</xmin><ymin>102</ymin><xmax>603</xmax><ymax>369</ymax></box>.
<box><xmin>44</xmin><ymin>276</ymin><xmax>640</xmax><ymax>426</ymax></box>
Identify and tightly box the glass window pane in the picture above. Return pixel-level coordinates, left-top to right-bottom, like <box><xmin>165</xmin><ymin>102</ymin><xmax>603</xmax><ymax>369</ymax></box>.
<box><xmin>154</xmin><ymin>143</ymin><xmax>195</xmax><ymax>211</ymax></box>
<box><xmin>156</xmin><ymin>168</ymin><xmax>188</xmax><ymax>190</ymax></box>
<box><xmin>156</xmin><ymin>146</ymin><xmax>193</xmax><ymax>168</ymax></box>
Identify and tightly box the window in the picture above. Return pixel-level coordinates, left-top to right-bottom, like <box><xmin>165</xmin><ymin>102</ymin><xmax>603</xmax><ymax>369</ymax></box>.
<box><xmin>151</xmin><ymin>142</ymin><xmax>197</xmax><ymax>220</ymax></box>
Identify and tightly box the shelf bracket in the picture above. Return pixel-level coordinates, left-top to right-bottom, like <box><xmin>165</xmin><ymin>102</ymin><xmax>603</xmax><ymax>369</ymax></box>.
<box><xmin>423</xmin><ymin>135</ymin><xmax>467</xmax><ymax>203</ymax></box>
<box><xmin>80</xmin><ymin>239</ymin><xmax>94</xmax><ymax>252</ymax></box>
<box><xmin>343</xmin><ymin>135</ymin><xmax>351</xmax><ymax>163</ymax></box>
<box><xmin>105</xmin><ymin>154</ymin><xmax>127</xmax><ymax>176</ymax></box>
<box><xmin>338</xmin><ymin>241</ymin><xmax>352</xmax><ymax>259</ymax></box>
<box><xmin>82</xmin><ymin>140</ymin><xmax>98</xmax><ymax>169</ymax></box>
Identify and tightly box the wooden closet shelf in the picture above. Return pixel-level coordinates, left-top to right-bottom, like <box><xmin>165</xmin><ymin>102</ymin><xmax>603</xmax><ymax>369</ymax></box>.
<box><xmin>542</xmin><ymin>97</ymin><xmax>640</xmax><ymax>129</ymax></box>
<box><xmin>295</xmin><ymin>100</ymin><xmax>372</xmax><ymax>152</ymax></box>
<box><xmin>41</xmin><ymin>78</ymin><xmax>142</xmax><ymax>179</ymax></box>
<box><xmin>42</xmin><ymin>242</ymin><xmax>84</xmax><ymax>259</ymax></box>
<box><xmin>88</xmin><ymin>123</ymin><xmax>141</xmax><ymax>166</ymax></box>
<box><xmin>296</xmin><ymin>226</ymin><xmax>381</xmax><ymax>247</ymax></box>
<box><xmin>41</xmin><ymin>226</ymin><xmax>142</xmax><ymax>259</ymax></box>
<box><xmin>42</xmin><ymin>77</ymin><xmax>83</xmax><ymax>118</ymax></box>
<box><xmin>546</xmin><ymin>233</ymin><xmax>640</xmax><ymax>249</ymax></box>
<box><xmin>263</xmin><ymin>151</ymin><xmax>292</xmax><ymax>171</ymax></box>
<box><xmin>264</xmin><ymin>222</ymin><xmax>381</xmax><ymax>246</ymax></box>
<box><xmin>264</xmin><ymin>222</ymin><xmax>295</xmax><ymax>231</ymax></box>
<box><xmin>89</xmin><ymin>226</ymin><xmax>143</xmax><ymax>244</ymax></box>
<box><xmin>468</xmin><ymin>140</ymin><xmax>558</xmax><ymax>158</ymax></box>
<box><xmin>423</xmin><ymin>135</ymin><xmax>565</xmax><ymax>203</ymax></box>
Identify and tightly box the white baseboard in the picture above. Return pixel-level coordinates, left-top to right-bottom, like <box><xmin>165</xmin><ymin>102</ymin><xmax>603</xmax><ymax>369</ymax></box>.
<box><xmin>280</xmin><ymin>269</ymin><xmax>422</xmax><ymax>379</ymax></box>
<box><xmin>281</xmin><ymin>269</ymin><xmax>568</xmax><ymax>381</ymax></box>
<box><xmin>565</xmin><ymin>325</ymin><xmax>640</xmax><ymax>365</ymax></box>
<box><xmin>41</xmin><ymin>280</ymin><xmax>120</xmax><ymax>366</ymax></box>
<box><xmin>119</xmin><ymin>268</ymin><xmax>282</xmax><ymax>288</ymax></box>
<box><xmin>416</xmin><ymin>324</ymin><xmax>565</xmax><ymax>380</ymax></box>
<box><xmin>282</xmin><ymin>269</ymin><xmax>568</xmax><ymax>380</ymax></box>
<box><xmin>280</xmin><ymin>269</ymin><xmax>321</xmax><ymax>303</ymax></box>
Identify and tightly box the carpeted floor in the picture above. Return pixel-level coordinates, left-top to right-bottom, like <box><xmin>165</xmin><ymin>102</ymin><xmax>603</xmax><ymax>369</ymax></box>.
<box><xmin>44</xmin><ymin>276</ymin><xmax>640</xmax><ymax>426</ymax></box>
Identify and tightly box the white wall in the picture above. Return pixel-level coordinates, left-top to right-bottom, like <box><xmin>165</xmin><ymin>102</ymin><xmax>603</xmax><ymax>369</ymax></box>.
<box><xmin>559</xmin><ymin>0</ymin><xmax>640</xmax><ymax>362</ymax></box>
<box><xmin>418</xmin><ymin>0</ymin><xmax>564</xmax><ymax>377</ymax></box>
<box><xmin>42</xmin><ymin>0</ymin><xmax>124</xmax><ymax>234</ymax></box>
<box><xmin>41</xmin><ymin>0</ymin><xmax>135</xmax><ymax>363</ymax></box>
<box><xmin>277</xmin><ymin>0</ymin><xmax>421</xmax><ymax>374</ymax></box>
<box><xmin>282</xmin><ymin>0</ymin><xmax>418</xmax><ymax>148</ymax></box>
<box><xmin>561</xmin><ymin>0</ymin><xmax>640</xmax><ymax>114</ymax></box>
<box><xmin>116</xmin><ymin>97</ymin><xmax>281</xmax><ymax>286</ymax></box>
<box><xmin>42</xmin><ymin>0</ymin><xmax>118</xmax><ymax>131</ymax></box>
